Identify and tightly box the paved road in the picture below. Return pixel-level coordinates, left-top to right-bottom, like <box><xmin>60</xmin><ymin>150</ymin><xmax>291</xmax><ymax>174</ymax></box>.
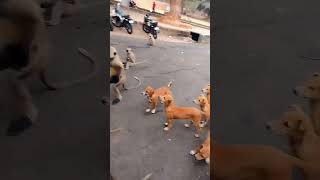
<box><xmin>214</xmin><ymin>0</ymin><xmax>320</xmax><ymax>179</ymax></box>
<box><xmin>0</xmin><ymin>2</ymin><xmax>107</xmax><ymax>180</ymax></box>
<box><xmin>110</xmin><ymin>35</ymin><xmax>210</xmax><ymax>180</ymax></box>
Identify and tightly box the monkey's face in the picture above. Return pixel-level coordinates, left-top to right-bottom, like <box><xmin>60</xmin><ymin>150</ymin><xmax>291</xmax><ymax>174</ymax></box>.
<box><xmin>110</xmin><ymin>46</ymin><xmax>117</xmax><ymax>61</ymax></box>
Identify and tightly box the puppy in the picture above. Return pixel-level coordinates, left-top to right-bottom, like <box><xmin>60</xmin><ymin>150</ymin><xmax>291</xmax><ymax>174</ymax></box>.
<box><xmin>193</xmin><ymin>94</ymin><xmax>210</xmax><ymax>127</ymax></box>
<box><xmin>190</xmin><ymin>131</ymin><xmax>210</xmax><ymax>164</ymax></box>
<box><xmin>147</xmin><ymin>33</ymin><xmax>155</xmax><ymax>46</ymax></box>
<box><xmin>266</xmin><ymin>105</ymin><xmax>320</xmax><ymax>179</ymax></box>
<box><xmin>212</xmin><ymin>144</ymin><xmax>310</xmax><ymax>180</ymax></box>
<box><xmin>293</xmin><ymin>72</ymin><xmax>320</xmax><ymax>135</ymax></box>
<box><xmin>141</xmin><ymin>81</ymin><xmax>173</xmax><ymax>114</ymax></box>
<box><xmin>159</xmin><ymin>94</ymin><xmax>205</xmax><ymax>138</ymax></box>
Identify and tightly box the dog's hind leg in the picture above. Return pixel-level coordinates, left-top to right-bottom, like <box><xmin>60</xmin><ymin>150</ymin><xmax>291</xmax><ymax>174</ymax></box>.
<box><xmin>6</xmin><ymin>76</ymin><xmax>38</xmax><ymax>136</ymax></box>
<box><xmin>194</xmin><ymin>119</ymin><xmax>202</xmax><ymax>138</ymax></box>
<box><xmin>112</xmin><ymin>84</ymin><xmax>122</xmax><ymax>105</ymax></box>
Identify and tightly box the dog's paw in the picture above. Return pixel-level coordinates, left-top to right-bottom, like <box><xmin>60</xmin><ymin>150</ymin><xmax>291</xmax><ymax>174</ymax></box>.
<box><xmin>205</xmin><ymin>158</ymin><xmax>210</xmax><ymax>164</ymax></box>
<box><xmin>164</xmin><ymin>127</ymin><xmax>169</xmax><ymax>131</ymax></box>
<box><xmin>146</xmin><ymin>109</ymin><xmax>151</xmax><ymax>112</ymax></box>
<box><xmin>151</xmin><ymin>109</ymin><xmax>156</xmax><ymax>114</ymax></box>
<box><xmin>164</xmin><ymin>122</ymin><xmax>168</xmax><ymax>126</ymax></box>
<box><xmin>189</xmin><ymin>150</ymin><xmax>196</xmax><ymax>155</ymax></box>
<box><xmin>184</xmin><ymin>124</ymin><xmax>190</xmax><ymax>128</ymax></box>
<box><xmin>194</xmin><ymin>134</ymin><xmax>200</xmax><ymax>138</ymax></box>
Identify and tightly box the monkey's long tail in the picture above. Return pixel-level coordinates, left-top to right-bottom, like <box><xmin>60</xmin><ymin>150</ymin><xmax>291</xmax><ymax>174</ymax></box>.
<box><xmin>124</xmin><ymin>76</ymin><xmax>142</xmax><ymax>90</ymax></box>
<box><xmin>40</xmin><ymin>48</ymin><xmax>97</xmax><ymax>90</ymax></box>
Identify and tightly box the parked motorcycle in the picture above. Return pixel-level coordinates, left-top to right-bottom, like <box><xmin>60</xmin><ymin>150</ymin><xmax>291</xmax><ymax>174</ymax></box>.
<box><xmin>142</xmin><ymin>13</ymin><xmax>160</xmax><ymax>39</ymax></box>
<box><xmin>111</xmin><ymin>15</ymin><xmax>134</xmax><ymax>34</ymax></box>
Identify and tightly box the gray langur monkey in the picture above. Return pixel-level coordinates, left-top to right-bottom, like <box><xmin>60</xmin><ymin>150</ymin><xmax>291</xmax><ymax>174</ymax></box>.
<box><xmin>0</xmin><ymin>0</ymin><xmax>97</xmax><ymax>136</ymax></box>
<box><xmin>147</xmin><ymin>33</ymin><xmax>155</xmax><ymax>46</ymax></box>
<box><xmin>101</xmin><ymin>46</ymin><xmax>140</xmax><ymax>105</ymax></box>
<box><xmin>38</xmin><ymin>0</ymin><xmax>80</xmax><ymax>26</ymax></box>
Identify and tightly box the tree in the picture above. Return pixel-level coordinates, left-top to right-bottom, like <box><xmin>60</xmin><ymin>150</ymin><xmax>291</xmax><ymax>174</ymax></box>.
<box><xmin>166</xmin><ymin>0</ymin><xmax>183</xmax><ymax>21</ymax></box>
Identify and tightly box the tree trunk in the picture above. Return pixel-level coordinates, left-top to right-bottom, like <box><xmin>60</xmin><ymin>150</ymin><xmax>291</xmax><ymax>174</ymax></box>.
<box><xmin>166</xmin><ymin>0</ymin><xmax>182</xmax><ymax>21</ymax></box>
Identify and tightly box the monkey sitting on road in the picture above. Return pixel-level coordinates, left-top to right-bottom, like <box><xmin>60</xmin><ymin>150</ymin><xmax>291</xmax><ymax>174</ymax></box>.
<box><xmin>101</xmin><ymin>46</ymin><xmax>141</xmax><ymax>105</ymax></box>
<box><xmin>0</xmin><ymin>0</ymin><xmax>96</xmax><ymax>136</ymax></box>
<box><xmin>147</xmin><ymin>33</ymin><xmax>155</xmax><ymax>46</ymax></box>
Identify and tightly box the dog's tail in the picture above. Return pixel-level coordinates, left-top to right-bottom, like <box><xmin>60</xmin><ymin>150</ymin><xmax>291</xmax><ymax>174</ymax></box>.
<box><xmin>167</xmin><ymin>80</ymin><xmax>174</xmax><ymax>88</ymax></box>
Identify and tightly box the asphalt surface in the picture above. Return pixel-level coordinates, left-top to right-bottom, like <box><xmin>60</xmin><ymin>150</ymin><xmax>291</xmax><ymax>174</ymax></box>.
<box><xmin>214</xmin><ymin>0</ymin><xmax>320</xmax><ymax>179</ymax></box>
<box><xmin>110</xmin><ymin>34</ymin><xmax>210</xmax><ymax>180</ymax></box>
<box><xmin>0</xmin><ymin>1</ymin><xmax>107</xmax><ymax>180</ymax></box>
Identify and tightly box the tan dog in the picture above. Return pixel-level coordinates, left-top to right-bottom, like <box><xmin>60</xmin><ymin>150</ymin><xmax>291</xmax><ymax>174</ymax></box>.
<box><xmin>266</xmin><ymin>105</ymin><xmax>320</xmax><ymax>179</ymax></box>
<box><xmin>159</xmin><ymin>94</ymin><xmax>205</xmax><ymax>138</ymax></box>
<box><xmin>193</xmin><ymin>94</ymin><xmax>210</xmax><ymax>127</ymax></box>
<box><xmin>141</xmin><ymin>81</ymin><xmax>173</xmax><ymax>114</ymax></box>
<box><xmin>212</xmin><ymin>144</ymin><xmax>311</xmax><ymax>180</ymax></box>
<box><xmin>202</xmin><ymin>83</ymin><xmax>210</xmax><ymax>104</ymax></box>
<box><xmin>190</xmin><ymin>131</ymin><xmax>210</xmax><ymax>164</ymax></box>
<box><xmin>293</xmin><ymin>72</ymin><xmax>320</xmax><ymax>135</ymax></box>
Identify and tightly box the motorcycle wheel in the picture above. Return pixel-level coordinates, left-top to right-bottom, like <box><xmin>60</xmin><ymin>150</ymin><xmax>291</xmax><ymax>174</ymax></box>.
<box><xmin>142</xmin><ymin>24</ymin><xmax>150</xmax><ymax>33</ymax></box>
<box><xmin>125</xmin><ymin>22</ymin><xmax>133</xmax><ymax>34</ymax></box>
<box><xmin>112</xmin><ymin>16</ymin><xmax>121</xmax><ymax>27</ymax></box>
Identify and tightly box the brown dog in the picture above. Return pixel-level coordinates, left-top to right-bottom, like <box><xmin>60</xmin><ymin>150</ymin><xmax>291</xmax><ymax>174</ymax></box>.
<box><xmin>193</xmin><ymin>94</ymin><xmax>210</xmax><ymax>127</ymax></box>
<box><xmin>141</xmin><ymin>81</ymin><xmax>173</xmax><ymax>114</ymax></box>
<box><xmin>190</xmin><ymin>131</ymin><xmax>210</xmax><ymax>164</ymax></box>
<box><xmin>266</xmin><ymin>105</ymin><xmax>320</xmax><ymax>179</ymax></box>
<box><xmin>293</xmin><ymin>72</ymin><xmax>320</xmax><ymax>135</ymax></box>
<box><xmin>202</xmin><ymin>83</ymin><xmax>210</xmax><ymax>104</ymax></box>
<box><xmin>159</xmin><ymin>94</ymin><xmax>204</xmax><ymax>138</ymax></box>
<box><xmin>212</xmin><ymin>144</ymin><xmax>309</xmax><ymax>180</ymax></box>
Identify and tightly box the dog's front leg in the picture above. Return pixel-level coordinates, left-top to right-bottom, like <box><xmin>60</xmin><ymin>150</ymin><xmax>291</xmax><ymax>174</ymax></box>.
<box><xmin>6</xmin><ymin>77</ymin><xmax>38</xmax><ymax>136</ymax></box>
<box><xmin>150</xmin><ymin>96</ymin><xmax>157</xmax><ymax>114</ymax></box>
<box><xmin>164</xmin><ymin>118</ymin><xmax>173</xmax><ymax>131</ymax></box>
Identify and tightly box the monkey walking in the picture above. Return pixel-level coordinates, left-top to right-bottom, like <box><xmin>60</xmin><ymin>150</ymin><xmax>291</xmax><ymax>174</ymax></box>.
<box><xmin>0</xmin><ymin>0</ymin><xmax>97</xmax><ymax>136</ymax></box>
<box><xmin>123</xmin><ymin>48</ymin><xmax>147</xmax><ymax>70</ymax></box>
<box><xmin>102</xmin><ymin>47</ymin><xmax>141</xmax><ymax>105</ymax></box>
<box><xmin>147</xmin><ymin>33</ymin><xmax>155</xmax><ymax>46</ymax></box>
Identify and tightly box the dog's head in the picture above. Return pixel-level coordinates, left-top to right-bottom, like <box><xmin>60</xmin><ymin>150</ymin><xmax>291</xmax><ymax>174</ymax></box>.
<box><xmin>141</xmin><ymin>86</ymin><xmax>154</xmax><ymax>97</ymax></box>
<box><xmin>293</xmin><ymin>72</ymin><xmax>320</xmax><ymax>99</ymax></box>
<box><xmin>193</xmin><ymin>133</ymin><xmax>210</xmax><ymax>164</ymax></box>
<box><xmin>202</xmin><ymin>83</ymin><xmax>210</xmax><ymax>94</ymax></box>
<box><xmin>110</xmin><ymin>46</ymin><xmax>117</xmax><ymax>61</ymax></box>
<box><xmin>266</xmin><ymin>105</ymin><xmax>314</xmax><ymax>135</ymax></box>
<box><xmin>159</xmin><ymin>94</ymin><xmax>173</xmax><ymax>105</ymax></box>
<box><xmin>193</xmin><ymin>94</ymin><xmax>209</xmax><ymax>106</ymax></box>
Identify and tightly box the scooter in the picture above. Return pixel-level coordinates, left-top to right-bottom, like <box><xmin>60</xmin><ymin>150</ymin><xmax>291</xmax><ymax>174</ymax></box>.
<box><xmin>142</xmin><ymin>13</ymin><xmax>160</xmax><ymax>39</ymax></box>
<box><xmin>111</xmin><ymin>15</ymin><xmax>134</xmax><ymax>34</ymax></box>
